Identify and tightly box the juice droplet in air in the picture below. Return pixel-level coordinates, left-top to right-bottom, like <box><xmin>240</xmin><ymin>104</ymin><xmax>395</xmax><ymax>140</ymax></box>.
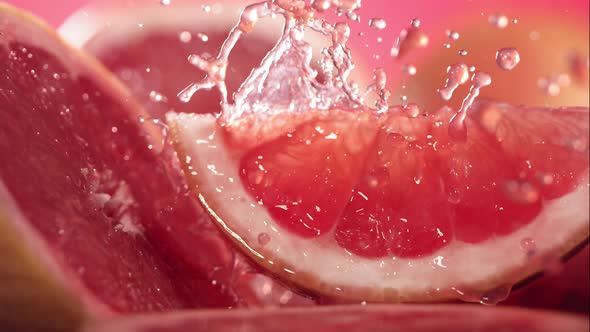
<box><xmin>458</xmin><ymin>50</ymin><xmax>468</xmax><ymax>56</ymax></box>
<box><xmin>438</xmin><ymin>63</ymin><xmax>470</xmax><ymax>101</ymax></box>
<box><xmin>390</xmin><ymin>19</ymin><xmax>429</xmax><ymax>59</ymax></box>
<box><xmin>179</xmin><ymin>31</ymin><xmax>192</xmax><ymax>43</ymax></box>
<box><xmin>312</xmin><ymin>0</ymin><xmax>331</xmax><ymax>12</ymax></box>
<box><xmin>446</xmin><ymin>30</ymin><xmax>460</xmax><ymax>40</ymax></box>
<box><xmin>448</xmin><ymin>71</ymin><xmax>492</xmax><ymax>142</ymax></box>
<box><xmin>496</xmin><ymin>48</ymin><xmax>520</xmax><ymax>71</ymax></box>
<box><xmin>568</xmin><ymin>52</ymin><xmax>589</xmax><ymax>83</ymax></box>
<box><xmin>402</xmin><ymin>64</ymin><xmax>417</xmax><ymax>76</ymax></box>
<box><xmin>488</xmin><ymin>13</ymin><xmax>509</xmax><ymax>29</ymax></box>
<box><xmin>160</xmin><ymin>0</ymin><xmax>171</xmax><ymax>5</ymax></box>
<box><xmin>369</xmin><ymin>18</ymin><xmax>387</xmax><ymax>30</ymax></box>
<box><xmin>537</xmin><ymin>74</ymin><xmax>570</xmax><ymax>97</ymax></box>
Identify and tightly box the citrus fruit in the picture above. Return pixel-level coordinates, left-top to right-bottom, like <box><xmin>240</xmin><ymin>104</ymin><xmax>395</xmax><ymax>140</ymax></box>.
<box><xmin>84</xmin><ymin>303</ymin><xmax>589</xmax><ymax>332</ymax></box>
<box><xmin>169</xmin><ymin>98</ymin><xmax>589</xmax><ymax>302</ymax></box>
<box><xmin>0</xmin><ymin>3</ymin><xmax>249</xmax><ymax>329</ymax></box>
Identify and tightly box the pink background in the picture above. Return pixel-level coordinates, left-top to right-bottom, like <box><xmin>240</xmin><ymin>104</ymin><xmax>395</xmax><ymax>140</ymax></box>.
<box><xmin>6</xmin><ymin>0</ymin><xmax>589</xmax><ymax>28</ymax></box>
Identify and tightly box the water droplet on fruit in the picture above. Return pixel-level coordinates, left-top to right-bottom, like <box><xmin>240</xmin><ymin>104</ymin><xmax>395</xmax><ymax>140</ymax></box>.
<box><xmin>458</xmin><ymin>50</ymin><xmax>468</xmax><ymax>56</ymax></box>
<box><xmin>447</xmin><ymin>188</ymin><xmax>462</xmax><ymax>204</ymax></box>
<box><xmin>369</xmin><ymin>18</ymin><xmax>386</xmax><ymax>30</ymax></box>
<box><xmin>479</xmin><ymin>285</ymin><xmax>512</xmax><ymax>305</ymax></box>
<box><xmin>438</xmin><ymin>63</ymin><xmax>470</xmax><ymax>101</ymax></box>
<box><xmin>488</xmin><ymin>13</ymin><xmax>509</xmax><ymax>29</ymax></box>
<box><xmin>258</xmin><ymin>232</ymin><xmax>271</xmax><ymax>246</ymax></box>
<box><xmin>520</xmin><ymin>237</ymin><xmax>536</xmax><ymax>257</ymax></box>
<box><xmin>496</xmin><ymin>48</ymin><xmax>520</xmax><ymax>71</ymax></box>
<box><xmin>403</xmin><ymin>103</ymin><xmax>420</xmax><ymax>118</ymax></box>
<box><xmin>503</xmin><ymin>180</ymin><xmax>540</xmax><ymax>204</ymax></box>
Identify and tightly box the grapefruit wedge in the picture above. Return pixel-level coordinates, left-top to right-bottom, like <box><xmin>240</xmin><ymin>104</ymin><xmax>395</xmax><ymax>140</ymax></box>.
<box><xmin>168</xmin><ymin>100</ymin><xmax>589</xmax><ymax>302</ymax></box>
<box><xmin>0</xmin><ymin>3</ymin><xmax>247</xmax><ymax>329</ymax></box>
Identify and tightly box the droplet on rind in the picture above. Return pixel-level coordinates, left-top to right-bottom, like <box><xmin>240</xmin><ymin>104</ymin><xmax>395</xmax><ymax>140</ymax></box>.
<box><xmin>496</xmin><ymin>48</ymin><xmax>520</xmax><ymax>71</ymax></box>
<box><xmin>479</xmin><ymin>285</ymin><xmax>512</xmax><ymax>305</ymax></box>
<box><xmin>520</xmin><ymin>237</ymin><xmax>536</xmax><ymax>257</ymax></box>
<box><xmin>258</xmin><ymin>232</ymin><xmax>271</xmax><ymax>246</ymax></box>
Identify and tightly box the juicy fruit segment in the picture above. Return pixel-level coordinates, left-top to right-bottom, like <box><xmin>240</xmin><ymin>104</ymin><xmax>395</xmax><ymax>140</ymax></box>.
<box><xmin>237</xmin><ymin>102</ymin><xmax>589</xmax><ymax>258</ymax></box>
<box><xmin>239</xmin><ymin>111</ymin><xmax>379</xmax><ymax>237</ymax></box>
<box><xmin>169</xmin><ymin>105</ymin><xmax>588</xmax><ymax>302</ymax></box>
<box><xmin>83</xmin><ymin>305</ymin><xmax>590</xmax><ymax>332</ymax></box>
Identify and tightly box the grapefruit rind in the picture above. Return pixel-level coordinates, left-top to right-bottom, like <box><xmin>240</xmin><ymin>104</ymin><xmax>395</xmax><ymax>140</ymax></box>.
<box><xmin>168</xmin><ymin>111</ymin><xmax>589</xmax><ymax>302</ymax></box>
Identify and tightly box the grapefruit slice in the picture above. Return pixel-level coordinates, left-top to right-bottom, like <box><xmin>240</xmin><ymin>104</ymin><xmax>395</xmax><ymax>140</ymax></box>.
<box><xmin>0</xmin><ymin>3</ymin><xmax>246</xmax><ymax>328</ymax></box>
<box><xmin>84</xmin><ymin>304</ymin><xmax>590</xmax><ymax>332</ymax></box>
<box><xmin>168</xmin><ymin>100</ymin><xmax>589</xmax><ymax>302</ymax></box>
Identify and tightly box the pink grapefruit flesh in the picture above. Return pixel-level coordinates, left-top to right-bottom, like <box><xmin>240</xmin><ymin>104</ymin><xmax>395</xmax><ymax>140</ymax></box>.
<box><xmin>0</xmin><ymin>4</ymin><xmax>249</xmax><ymax>328</ymax></box>
<box><xmin>169</xmin><ymin>99</ymin><xmax>589</xmax><ymax>302</ymax></box>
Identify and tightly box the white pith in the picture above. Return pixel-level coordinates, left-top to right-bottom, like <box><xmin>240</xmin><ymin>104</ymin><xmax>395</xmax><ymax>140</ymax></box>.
<box><xmin>169</xmin><ymin>112</ymin><xmax>589</xmax><ymax>302</ymax></box>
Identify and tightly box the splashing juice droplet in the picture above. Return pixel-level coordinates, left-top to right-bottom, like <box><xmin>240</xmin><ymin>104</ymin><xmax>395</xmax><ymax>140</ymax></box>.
<box><xmin>179</xmin><ymin>31</ymin><xmax>192</xmax><ymax>43</ymax></box>
<box><xmin>458</xmin><ymin>49</ymin><xmax>468</xmax><ymax>56</ymax></box>
<box><xmin>446</xmin><ymin>29</ymin><xmax>460</xmax><ymax>40</ymax></box>
<box><xmin>390</xmin><ymin>20</ymin><xmax>429</xmax><ymax>59</ymax></box>
<box><xmin>402</xmin><ymin>64</ymin><xmax>417</xmax><ymax>76</ymax></box>
<box><xmin>448</xmin><ymin>72</ymin><xmax>492</xmax><ymax>142</ymax></box>
<box><xmin>369</xmin><ymin>18</ymin><xmax>387</xmax><ymax>30</ymax></box>
<box><xmin>488</xmin><ymin>13</ymin><xmax>509</xmax><ymax>29</ymax></box>
<box><xmin>496</xmin><ymin>48</ymin><xmax>520</xmax><ymax>71</ymax></box>
<box><xmin>438</xmin><ymin>63</ymin><xmax>470</xmax><ymax>101</ymax></box>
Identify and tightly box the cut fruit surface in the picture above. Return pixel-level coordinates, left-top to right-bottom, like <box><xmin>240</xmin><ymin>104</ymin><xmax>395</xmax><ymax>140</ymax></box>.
<box><xmin>169</xmin><ymin>100</ymin><xmax>589</xmax><ymax>302</ymax></box>
<box><xmin>0</xmin><ymin>4</ymin><xmax>245</xmax><ymax>328</ymax></box>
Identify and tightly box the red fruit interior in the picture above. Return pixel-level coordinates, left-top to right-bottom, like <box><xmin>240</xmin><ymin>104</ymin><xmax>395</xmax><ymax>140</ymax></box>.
<box><xmin>84</xmin><ymin>28</ymin><xmax>273</xmax><ymax>119</ymax></box>
<box><xmin>0</xmin><ymin>21</ymin><xmax>239</xmax><ymax>312</ymax></box>
<box><xmin>237</xmin><ymin>103</ymin><xmax>589</xmax><ymax>258</ymax></box>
